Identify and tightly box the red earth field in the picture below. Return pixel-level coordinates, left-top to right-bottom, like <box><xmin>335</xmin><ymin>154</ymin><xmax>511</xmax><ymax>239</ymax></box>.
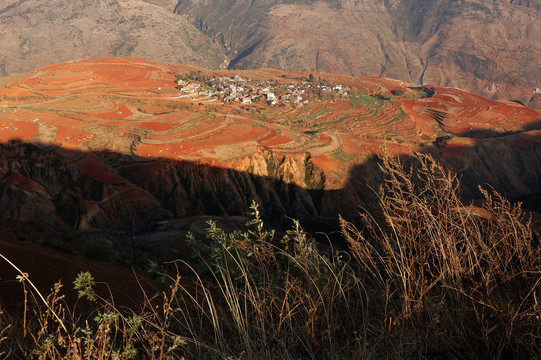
<box><xmin>1</xmin><ymin>57</ymin><xmax>540</xmax><ymax>189</ymax></box>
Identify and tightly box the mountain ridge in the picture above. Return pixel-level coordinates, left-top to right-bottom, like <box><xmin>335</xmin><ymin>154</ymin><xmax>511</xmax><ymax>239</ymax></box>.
<box><xmin>0</xmin><ymin>0</ymin><xmax>228</xmax><ymax>75</ymax></box>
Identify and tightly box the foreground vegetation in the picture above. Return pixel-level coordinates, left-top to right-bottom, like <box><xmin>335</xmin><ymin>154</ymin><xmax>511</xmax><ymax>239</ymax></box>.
<box><xmin>1</xmin><ymin>153</ymin><xmax>540</xmax><ymax>359</ymax></box>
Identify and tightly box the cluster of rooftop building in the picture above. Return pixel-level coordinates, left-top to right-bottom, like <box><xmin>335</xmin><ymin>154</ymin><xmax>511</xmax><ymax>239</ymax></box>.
<box><xmin>176</xmin><ymin>72</ymin><xmax>350</xmax><ymax>107</ymax></box>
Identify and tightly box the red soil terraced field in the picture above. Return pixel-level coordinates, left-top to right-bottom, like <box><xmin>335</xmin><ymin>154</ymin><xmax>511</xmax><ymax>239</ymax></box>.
<box><xmin>0</xmin><ymin>57</ymin><xmax>540</xmax><ymax>187</ymax></box>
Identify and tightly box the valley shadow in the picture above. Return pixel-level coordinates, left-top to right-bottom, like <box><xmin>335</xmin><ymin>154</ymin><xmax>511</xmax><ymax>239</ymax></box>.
<box><xmin>227</xmin><ymin>40</ymin><xmax>263</xmax><ymax>69</ymax></box>
<box><xmin>1</xmin><ymin>125</ymin><xmax>541</xmax><ymax>261</ymax></box>
<box><xmin>345</xmin><ymin>128</ymin><xmax>541</xmax><ymax>215</ymax></box>
<box><xmin>441</xmin><ymin>119</ymin><xmax>541</xmax><ymax>139</ymax></box>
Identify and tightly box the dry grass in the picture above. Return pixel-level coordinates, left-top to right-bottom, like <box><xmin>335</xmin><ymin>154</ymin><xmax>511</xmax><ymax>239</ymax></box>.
<box><xmin>1</xmin><ymin>152</ymin><xmax>539</xmax><ymax>359</ymax></box>
<box><xmin>341</xmin><ymin>153</ymin><xmax>541</xmax><ymax>358</ymax></box>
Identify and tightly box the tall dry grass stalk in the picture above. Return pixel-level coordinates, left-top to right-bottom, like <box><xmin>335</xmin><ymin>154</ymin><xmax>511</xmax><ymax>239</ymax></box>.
<box><xmin>341</xmin><ymin>152</ymin><xmax>541</xmax><ymax>358</ymax></box>
<box><xmin>0</xmin><ymin>266</ymin><xmax>190</xmax><ymax>359</ymax></box>
<box><xmin>166</xmin><ymin>213</ymin><xmax>368</xmax><ymax>359</ymax></box>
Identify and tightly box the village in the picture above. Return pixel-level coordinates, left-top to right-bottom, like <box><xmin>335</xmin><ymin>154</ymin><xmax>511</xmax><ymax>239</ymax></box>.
<box><xmin>175</xmin><ymin>71</ymin><xmax>351</xmax><ymax>107</ymax></box>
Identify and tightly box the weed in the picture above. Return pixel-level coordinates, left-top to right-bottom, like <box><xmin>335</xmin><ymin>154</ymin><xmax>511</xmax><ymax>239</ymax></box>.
<box><xmin>73</xmin><ymin>271</ymin><xmax>96</xmax><ymax>302</ymax></box>
<box><xmin>341</xmin><ymin>152</ymin><xmax>541</xmax><ymax>358</ymax></box>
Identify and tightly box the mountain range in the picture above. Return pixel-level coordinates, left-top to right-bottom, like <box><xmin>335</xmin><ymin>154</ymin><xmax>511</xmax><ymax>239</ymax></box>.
<box><xmin>1</xmin><ymin>0</ymin><xmax>540</xmax><ymax>107</ymax></box>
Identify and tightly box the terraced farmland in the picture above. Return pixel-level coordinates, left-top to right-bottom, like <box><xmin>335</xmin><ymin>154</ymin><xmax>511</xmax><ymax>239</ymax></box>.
<box><xmin>1</xmin><ymin>57</ymin><xmax>540</xmax><ymax>187</ymax></box>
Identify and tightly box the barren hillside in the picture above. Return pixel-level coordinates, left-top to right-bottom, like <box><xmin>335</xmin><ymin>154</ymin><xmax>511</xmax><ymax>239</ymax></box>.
<box><xmin>0</xmin><ymin>0</ymin><xmax>228</xmax><ymax>75</ymax></box>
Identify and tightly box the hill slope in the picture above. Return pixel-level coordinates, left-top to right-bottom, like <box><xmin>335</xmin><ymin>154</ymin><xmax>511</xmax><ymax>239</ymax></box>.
<box><xmin>0</xmin><ymin>0</ymin><xmax>228</xmax><ymax>75</ymax></box>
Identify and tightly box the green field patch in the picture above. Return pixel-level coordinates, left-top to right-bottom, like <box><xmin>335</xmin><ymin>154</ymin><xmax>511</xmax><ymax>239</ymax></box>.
<box><xmin>406</xmin><ymin>86</ymin><xmax>435</xmax><ymax>99</ymax></box>
<box><xmin>195</xmin><ymin>113</ymin><xmax>216</xmax><ymax>122</ymax></box>
<box><xmin>349</xmin><ymin>96</ymin><xmax>378</xmax><ymax>106</ymax></box>
<box><xmin>380</xmin><ymin>108</ymin><xmax>409</xmax><ymax>126</ymax></box>
<box><xmin>346</xmin><ymin>95</ymin><xmax>375</xmax><ymax>108</ymax></box>
<box><xmin>336</xmin><ymin>115</ymin><xmax>356</xmax><ymax>124</ymax></box>
<box><xmin>329</xmin><ymin>149</ymin><xmax>355</xmax><ymax>163</ymax></box>
<box><xmin>364</xmin><ymin>107</ymin><xmax>380</xmax><ymax>117</ymax></box>
<box><xmin>356</xmin><ymin>107</ymin><xmax>381</xmax><ymax>119</ymax></box>
<box><xmin>406</xmin><ymin>91</ymin><xmax>429</xmax><ymax>100</ymax></box>
<box><xmin>352</xmin><ymin>95</ymin><xmax>392</xmax><ymax>106</ymax></box>
<box><xmin>306</xmin><ymin>108</ymin><xmax>328</xmax><ymax>119</ymax></box>
<box><xmin>319</xmin><ymin>115</ymin><xmax>357</xmax><ymax>127</ymax></box>
<box><xmin>350</xmin><ymin>88</ymin><xmax>370</xmax><ymax>96</ymax></box>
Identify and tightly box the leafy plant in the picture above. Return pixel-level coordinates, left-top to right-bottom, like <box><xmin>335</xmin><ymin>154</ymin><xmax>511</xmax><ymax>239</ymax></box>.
<box><xmin>73</xmin><ymin>271</ymin><xmax>96</xmax><ymax>302</ymax></box>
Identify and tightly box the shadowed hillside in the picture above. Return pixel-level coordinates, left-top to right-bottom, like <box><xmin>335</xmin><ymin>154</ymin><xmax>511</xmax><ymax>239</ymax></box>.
<box><xmin>2</xmin><ymin>125</ymin><xmax>541</xmax><ymax>258</ymax></box>
<box><xmin>1</xmin><ymin>139</ymin><xmax>540</xmax><ymax>359</ymax></box>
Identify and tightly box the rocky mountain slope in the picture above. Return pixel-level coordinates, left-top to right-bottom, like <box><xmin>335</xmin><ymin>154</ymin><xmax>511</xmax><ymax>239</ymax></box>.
<box><xmin>1</xmin><ymin>58</ymin><xmax>540</xmax><ymax>248</ymax></box>
<box><xmin>0</xmin><ymin>0</ymin><xmax>228</xmax><ymax>76</ymax></box>
<box><xmin>174</xmin><ymin>0</ymin><xmax>541</xmax><ymax>107</ymax></box>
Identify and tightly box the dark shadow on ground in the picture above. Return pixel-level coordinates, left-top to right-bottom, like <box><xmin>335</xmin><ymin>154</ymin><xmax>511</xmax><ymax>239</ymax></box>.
<box><xmin>1</xmin><ymin>128</ymin><xmax>541</xmax><ymax>307</ymax></box>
